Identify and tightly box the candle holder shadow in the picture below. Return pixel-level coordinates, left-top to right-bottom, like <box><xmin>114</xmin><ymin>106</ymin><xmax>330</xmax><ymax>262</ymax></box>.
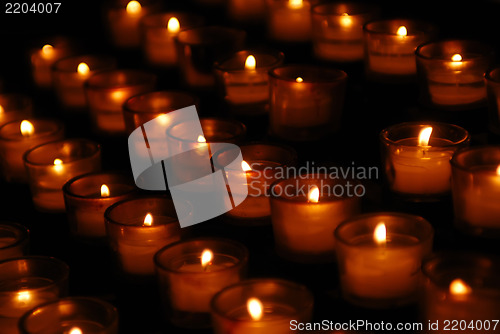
<box><xmin>0</xmin><ymin>222</ymin><xmax>29</xmax><ymax>262</ymax></box>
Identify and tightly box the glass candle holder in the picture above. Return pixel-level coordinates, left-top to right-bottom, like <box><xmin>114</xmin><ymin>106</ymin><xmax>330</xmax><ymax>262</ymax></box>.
<box><xmin>63</xmin><ymin>172</ymin><xmax>137</xmax><ymax>239</ymax></box>
<box><xmin>269</xmin><ymin>65</ymin><xmax>347</xmax><ymax>141</ymax></box>
<box><xmin>485</xmin><ymin>67</ymin><xmax>500</xmax><ymax>135</ymax></box>
<box><xmin>24</xmin><ymin>138</ymin><xmax>102</xmax><ymax>212</ymax></box>
<box><xmin>334</xmin><ymin>212</ymin><xmax>434</xmax><ymax>308</ymax></box>
<box><xmin>416</xmin><ymin>40</ymin><xmax>495</xmax><ymax>110</ymax></box>
<box><xmin>215</xmin><ymin>50</ymin><xmax>285</xmax><ymax>116</ymax></box>
<box><xmin>0</xmin><ymin>94</ymin><xmax>33</xmax><ymax>128</ymax></box>
<box><xmin>105</xmin><ymin>197</ymin><xmax>188</xmax><ymax>276</ymax></box>
<box><xmin>0</xmin><ymin>119</ymin><xmax>65</xmax><ymax>183</ymax></box>
<box><xmin>421</xmin><ymin>253</ymin><xmax>500</xmax><ymax>333</ymax></box>
<box><xmin>123</xmin><ymin>90</ymin><xmax>198</xmax><ymax>134</ymax></box>
<box><xmin>212</xmin><ymin>143</ymin><xmax>297</xmax><ymax>224</ymax></box>
<box><xmin>53</xmin><ymin>55</ymin><xmax>116</xmax><ymax>109</ymax></box>
<box><xmin>451</xmin><ymin>146</ymin><xmax>500</xmax><ymax>237</ymax></box>
<box><xmin>140</xmin><ymin>12</ymin><xmax>204</xmax><ymax>67</ymax></box>
<box><xmin>154</xmin><ymin>238</ymin><xmax>248</xmax><ymax>329</ymax></box>
<box><xmin>380</xmin><ymin>122</ymin><xmax>470</xmax><ymax>201</ymax></box>
<box><xmin>0</xmin><ymin>256</ymin><xmax>68</xmax><ymax>333</ymax></box>
<box><xmin>270</xmin><ymin>174</ymin><xmax>361</xmax><ymax>263</ymax></box>
<box><xmin>106</xmin><ymin>0</ymin><xmax>161</xmax><ymax>48</ymax></box>
<box><xmin>364</xmin><ymin>19</ymin><xmax>436</xmax><ymax>82</ymax></box>
<box><xmin>30</xmin><ymin>38</ymin><xmax>72</xmax><ymax>88</ymax></box>
<box><xmin>228</xmin><ymin>0</ymin><xmax>266</xmax><ymax>23</ymax></box>
<box><xmin>211</xmin><ymin>278</ymin><xmax>313</xmax><ymax>334</ymax></box>
<box><xmin>311</xmin><ymin>3</ymin><xmax>379</xmax><ymax>62</ymax></box>
<box><xmin>176</xmin><ymin>26</ymin><xmax>246</xmax><ymax>89</ymax></box>
<box><xmin>0</xmin><ymin>222</ymin><xmax>29</xmax><ymax>261</ymax></box>
<box><xmin>85</xmin><ymin>69</ymin><xmax>156</xmax><ymax>134</ymax></box>
<box><xmin>19</xmin><ymin>297</ymin><xmax>119</xmax><ymax>334</ymax></box>
<box><xmin>267</xmin><ymin>0</ymin><xmax>312</xmax><ymax>42</ymax></box>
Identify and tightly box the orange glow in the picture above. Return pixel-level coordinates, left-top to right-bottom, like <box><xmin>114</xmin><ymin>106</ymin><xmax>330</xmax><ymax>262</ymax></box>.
<box><xmin>20</xmin><ymin>120</ymin><xmax>35</xmax><ymax>137</ymax></box>
<box><xmin>201</xmin><ymin>249</ymin><xmax>213</xmax><ymax>269</ymax></box>
<box><xmin>41</xmin><ymin>44</ymin><xmax>54</xmax><ymax>57</ymax></box>
<box><xmin>53</xmin><ymin>159</ymin><xmax>63</xmax><ymax>173</ymax></box>
<box><xmin>101</xmin><ymin>184</ymin><xmax>110</xmax><ymax>197</ymax></box>
<box><xmin>197</xmin><ymin>135</ymin><xmax>206</xmax><ymax>143</ymax></box>
<box><xmin>449</xmin><ymin>279</ymin><xmax>472</xmax><ymax>296</ymax></box>
<box><xmin>396</xmin><ymin>26</ymin><xmax>407</xmax><ymax>37</ymax></box>
<box><xmin>496</xmin><ymin>165</ymin><xmax>500</xmax><ymax>175</ymax></box>
<box><xmin>69</xmin><ymin>328</ymin><xmax>83</xmax><ymax>334</ymax></box>
<box><xmin>288</xmin><ymin>0</ymin><xmax>303</xmax><ymax>9</ymax></box>
<box><xmin>418</xmin><ymin>127</ymin><xmax>433</xmax><ymax>147</ymax></box>
<box><xmin>241</xmin><ymin>160</ymin><xmax>252</xmax><ymax>172</ymax></box>
<box><xmin>167</xmin><ymin>17</ymin><xmax>180</xmax><ymax>33</ymax></box>
<box><xmin>450</xmin><ymin>54</ymin><xmax>463</xmax><ymax>70</ymax></box>
<box><xmin>308</xmin><ymin>186</ymin><xmax>320</xmax><ymax>203</ymax></box>
<box><xmin>451</xmin><ymin>54</ymin><xmax>463</xmax><ymax>62</ymax></box>
<box><xmin>245</xmin><ymin>55</ymin><xmax>256</xmax><ymax>70</ymax></box>
<box><xmin>0</xmin><ymin>105</ymin><xmax>4</xmax><ymax>113</ymax></box>
<box><xmin>77</xmin><ymin>62</ymin><xmax>90</xmax><ymax>75</ymax></box>
<box><xmin>296</xmin><ymin>77</ymin><xmax>304</xmax><ymax>83</ymax></box>
<box><xmin>17</xmin><ymin>290</ymin><xmax>31</xmax><ymax>304</ymax></box>
<box><xmin>143</xmin><ymin>213</ymin><xmax>153</xmax><ymax>226</ymax></box>
<box><xmin>247</xmin><ymin>298</ymin><xmax>264</xmax><ymax>321</ymax></box>
<box><xmin>340</xmin><ymin>13</ymin><xmax>352</xmax><ymax>27</ymax></box>
<box><xmin>373</xmin><ymin>223</ymin><xmax>387</xmax><ymax>245</ymax></box>
<box><xmin>126</xmin><ymin>1</ymin><xmax>142</xmax><ymax>14</ymax></box>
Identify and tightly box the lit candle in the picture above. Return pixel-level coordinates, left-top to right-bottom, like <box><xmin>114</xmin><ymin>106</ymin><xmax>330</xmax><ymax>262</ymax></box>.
<box><xmin>335</xmin><ymin>213</ymin><xmax>434</xmax><ymax>308</ymax></box>
<box><xmin>270</xmin><ymin>174</ymin><xmax>361</xmax><ymax>263</ymax></box>
<box><xmin>267</xmin><ymin>0</ymin><xmax>312</xmax><ymax>42</ymax></box>
<box><xmin>53</xmin><ymin>55</ymin><xmax>116</xmax><ymax>109</ymax></box>
<box><xmin>364</xmin><ymin>19</ymin><xmax>435</xmax><ymax>81</ymax></box>
<box><xmin>63</xmin><ymin>172</ymin><xmax>137</xmax><ymax>238</ymax></box>
<box><xmin>416</xmin><ymin>40</ymin><xmax>494</xmax><ymax>109</ymax></box>
<box><xmin>215</xmin><ymin>50</ymin><xmax>284</xmax><ymax>116</ymax></box>
<box><xmin>269</xmin><ymin>65</ymin><xmax>347</xmax><ymax>141</ymax></box>
<box><xmin>451</xmin><ymin>146</ymin><xmax>500</xmax><ymax>235</ymax></box>
<box><xmin>0</xmin><ymin>94</ymin><xmax>32</xmax><ymax>128</ymax></box>
<box><xmin>141</xmin><ymin>13</ymin><xmax>203</xmax><ymax>67</ymax></box>
<box><xmin>0</xmin><ymin>222</ymin><xmax>29</xmax><ymax>261</ymax></box>
<box><xmin>0</xmin><ymin>119</ymin><xmax>64</xmax><ymax>183</ymax></box>
<box><xmin>381</xmin><ymin>122</ymin><xmax>469</xmax><ymax>200</ymax></box>
<box><xmin>105</xmin><ymin>197</ymin><xmax>183</xmax><ymax>276</ymax></box>
<box><xmin>311</xmin><ymin>3</ymin><xmax>378</xmax><ymax>62</ymax></box>
<box><xmin>30</xmin><ymin>40</ymin><xmax>72</xmax><ymax>88</ymax></box>
<box><xmin>155</xmin><ymin>238</ymin><xmax>248</xmax><ymax>328</ymax></box>
<box><xmin>211</xmin><ymin>279</ymin><xmax>314</xmax><ymax>334</ymax></box>
<box><xmin>23</xmin><ymin>139</ymin><xmax>102</xmax><ymax>212</ymax></box>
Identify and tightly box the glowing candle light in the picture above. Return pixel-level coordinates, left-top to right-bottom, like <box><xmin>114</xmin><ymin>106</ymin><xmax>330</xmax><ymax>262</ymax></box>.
<box><xmin>373</xmin><ymin>222</ymin><xmax>387</xmax><ymax>246</ymax></box>
<box><xmin>307</xmin><ymin>186</ymin><xmax>319</xmax><ymax>203</ymax></box>
<box><xmin>126</xmin><ymin>0</ymin><xmax>142</xmax><ymax>14</ymax></box>
<box><xmin>397</xmin><ymin>25</ymin><xmax>407</xmax><ymax>37</ymax></box>
<box><xmin>245</xmin><ymin>55</ymin><xmax>256</xmax><ymax>70</ymax></box>
<box><xmin>449</xmin><ymin>279</ymin><xmax>472</xmax><ymax>296</ymax></box>
<box><xmin>418</xmin><ymin>126</ymin><xmax>433</xmax><ymax>147</ymax></box>
<box><xmin>69</xmin><ymin>327</ymin><xmax>83</xmax><ymax>334</ymax></box>
<box><xmin>53</xmin><ymin>158</ymin><xmax>63</xmax><ymax>173</ymax></box>
<box><xmin>201</xmin><ymin>249</ymin><xmax>213</xmax><ymax>271</ymax></box>
<box><xmin>295</xmin><ymin>77</ymin><xmax>303</xmax><ymax>83</ymax></box>
<box><xmin>77</xmin><ymin>62</ymin><xmax>90</xmax><ymax>76</ymax></box>
<box><xmin>247</xmin><ymin>298</ymin><xmax>264</xmax><ymax>321</ymax></box>
<box><xmin>167</xmin><ymin>17</ymin><xmax>180</xmax><ymax>33</ymax></box>
<box><xmin>20</xmin><ymin>120</ymin><xmax>34</xmax><ymax>137</ymax></box>
<box><xmin>143</xmin><ymin>213</ymin><xmax>153</xmax><ymax>227</ymax></box>
<box><xmin>340</xmin><ymin>13</ymin><xmax>353</xmax><ymax>27</ymax></box>
<box><xmin>100</xmin><ymin>184</ymin><xmax>110</xmax><ymax>197</ymax></box>
<box><xmin>288</xmin><ymin>0</ymin><xmax>303</xmax><ymax>9</ymax></box>
<box><xmin>241</xmin><ymin>160</ymin><xmax>252</xmax><ymax>172</ymax></box>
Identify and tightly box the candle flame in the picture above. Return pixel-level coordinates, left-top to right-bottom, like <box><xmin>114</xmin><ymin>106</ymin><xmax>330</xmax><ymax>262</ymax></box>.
<box><xmin>245</xmin><ymin>55</ymin><xmax>256</xmax><ymax>70</ymax></box>
<box><xmin>496</xmin><ymin>165</ymin><xmax>500</xmax><ymax>175</ymax></box>
<box><xmin>396</xmin><ymin>26</ymin><xmax>407</xmax><ymax>37</ymax></box>
<box><xmin>373</xmin><ymin>222</ymin><xmax>387</xmax><ymax>245</ymax></box>
<box><xmin>241</xmin><ymin>160</ymin><xmax>252</xmax><ymax>172</ymax></box>
<box><xmin>17</xmin><ymin>290</ymin><xmax>31</xmax><ymax>303</ymax></box>
<box><xmin>197</xmin><ymin>135</ymin><xmax>206</xmax><ymax>143</ymax></box>
<box><xmin>451</xmin><ymin>54</ymin><xmax>463</xmax><ymax>62</ymax></box>
<box><xmin>111</xmin><ymin>90</ymin><xmax>125</xmax><ymax>101</ymax></box>
<box><xmin>418</xmin><ymin>127</ymin><xmax>433</xmax><ymax>147</ymax></box>
<box><xmin>340</xmin><ymin>13</ymin><xmax>353</xmax><ymax>27</ymax></box>
<box><xmin>143</xmin><ymin>213</ymin><xmax>153</xmax><ymax>226</ymax></box>
<box><xmin>201</xmin><ymin>249</ymin><xmax>213</xmax><ymax>269</ymax></box>
<box><xmin>247</xmin><ymin>298</ymin><xmax>264</xmax><ymax>321</ymax></box>
<box><xmin>101</xmin><ymin>184</ymin><xmax>110</xmax><ymax>197</ymax></box>
<box><xmin>53</xmin><ymin>158</ymin><xmax>63</xmax><ymax>173</ymax></box>
<box><xmin>77</xmin><ymin>62</ymin><xmax>90</xmax><ymax>75</ymax></box>
<box><xmin>69</xmin><ymin>328</ymin><xmax>83</xmax><ymax>334</ymax></box>
<box><xmin>167</xmin><ymin>17</ymin><xmax>180</xmax><ymax>33</ymax></box>
<box><xmin>308</xmin><ymin>186</ymin><xmax>320</xmax><ymax>203</ymax></box>
<box><xmin>20</xmin><ymin>120</ymin><xmax>35</xmax><ymax>137</ymax></box>
<box><xmin>41</xmin><ymin>44</ymin><xmax>54</xmax><ymax>56</ymax></box>
<box><xmin>296</xmin><ymin>77</ymin><xmax>303</xmax><ymax>83</ymax></box>
<box><xmin>449</xmin><ymin>279</ymin><xmax>472</xmax><ymax>296</ymax></box>
<box><xmin>0</xmin><ymin>105</ymin><xmax>4</xmax><ymax>113</ymax></box>
<box><xmin>288</xmin><ymin>0</ymin><xmax>303</xmax><ymax>9</ymax></box>
<box><xmin>126</xmin><ymin>0</ymin><xmax>142</xmax><ymax>14</ymax></box>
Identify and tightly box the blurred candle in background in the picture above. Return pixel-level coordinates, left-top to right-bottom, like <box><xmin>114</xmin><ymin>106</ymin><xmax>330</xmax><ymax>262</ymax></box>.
<box><xmin>267</xmin><ymin>0</ymin><xmax>312</xmax><ymax>42</ymax></box>
<box><xmin>30</xmin><ymin>39</ymin><xmax>72</xmax><ymax>88</ymax></box>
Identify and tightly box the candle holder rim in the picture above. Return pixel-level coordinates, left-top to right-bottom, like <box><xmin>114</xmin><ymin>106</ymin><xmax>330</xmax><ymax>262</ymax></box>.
<box><xmin>485</xmin><ymin>67</ymin><xmax>500</xmax><ymax>83</ymax></box>
<box><xmin>62</xmin><ymin>171</ymin><xmax>137</xmax><ymax>200</ymax></box>
<box><xmin>154</xmin><ymin>237</ymin><xmax>249</xmax><ymax>274</ymax></box>
<box><xmin>214</xmin><ymin>49</ymin><xmax>285</xmax><ymax>72</ymax></box>
<box><xmin>140</xmin><ymin>11</ymin><xmax>205</xmax><ymax>28</ymax></box>
<box><xmin>363</xmin><ymin>18</ymin><xmax>437</xmax><ymax>36</ymax></box>
<box><xmin>0</xmin><ymin>221</ymin><xmax>29</xmax><ymax>250</ymax></box>
<box><xmin>334</xmin><ymin>211</ymin><xmax>434</xmax><ymax>247</ymax></box>
<box><xmin>53</xmin><ymin>54</ymin><xmax>117</xmax><ymax>73</ymax></box>
<box><xmin>0</xmin><ymin>255</ymin><xmax>69</xmax><ymax>290</ymax></box>
<box><xmin>104</xmin><ymin>195</ymin><xmax>190</xmax><ymax>228</ymax></box>
<box><xmin>311</xmin><ymin>2</ymin><xmax>379</xmax><ymax>16</ymax></box>
<box><xmin>18</xmin><ymin>296</ymin><xmax>119</xmax><ymax>334</ymax></box>
<box><xmin>0</xmin><ymin>93</ymin><xmax>32</xmax><ymax>110</ymax></box>
<box><xmin>450</xmin><ymin>145</ymin><xmax>500</xmax><ymax>172</ymax></box>
<box><xmin>23</xmin><ymin>138</ymin><xmax>101</xmax><ymax>167</ymax></box>
<box><xmin>269</xmin><ymin>173</ymin><xmax>362</xmax><ymax>203</ymax></box>
<box><xmin>210</xmin><ymin>277</ymin><xmax>314</xmax><ymax>321</ymax></box>
<box><xmin>167</xmin><ymin>117</ymin><xmax>246</xmax><ymax>143</ymax></box>
<box><xmin>269</xmin><ymin>64</ymin><xmax>347</xmax><ymax>83</ymax></box>
<box><xmin>85</xmin><ymin>69</ymin><xmax>157</xmax><ymax>90</ymax></box>
<box><xmin>123</xmin><ymin>90</ymin><xmax>198</xmax><ymax>114</ymax></box>
<box><xmin>415</xmin><ymin>39</ymin><xmax>495</xmax><ymax>61</ymax></box>
<box><xmin>0</xmin><ymin>118</ymin><xmax>64</xmax><ymax>142</ymax></box>
<box><xmin>380</xmin><ymin>121</ymin><xmax>470</xmax><ymax>148</ymax></box>
<box><xmin>177</xmin><ymin>25</ymin><xmax>246</xmax><ymax>46</ymax></box>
